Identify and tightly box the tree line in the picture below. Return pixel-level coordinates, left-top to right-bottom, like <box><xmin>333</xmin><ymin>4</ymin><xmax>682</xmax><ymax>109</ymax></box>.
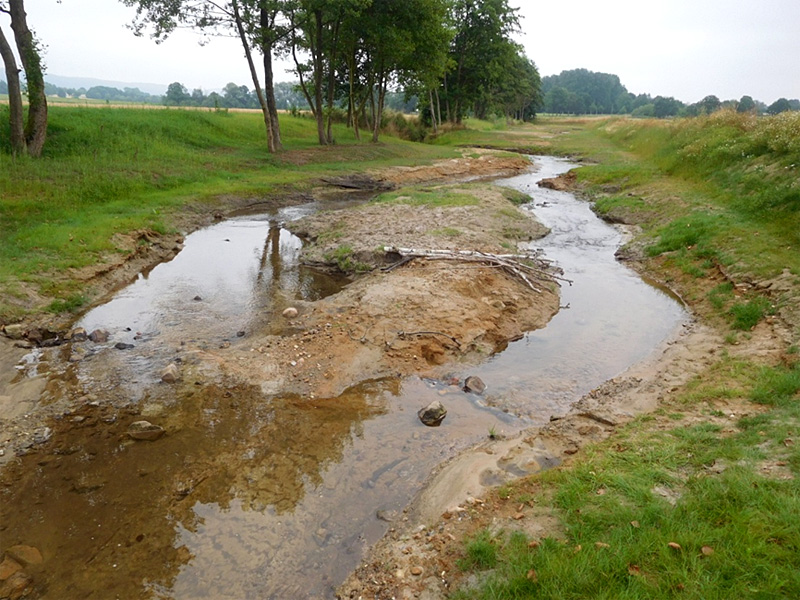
<box><xmin>123</xmin><ymin>0</ymin><xmax>540</xmax><ymax>152</ymax></box>
<box><xmin>542</xmin><ymin>68</ymin><xmax>800</xmax><ymax>117</ymax></box>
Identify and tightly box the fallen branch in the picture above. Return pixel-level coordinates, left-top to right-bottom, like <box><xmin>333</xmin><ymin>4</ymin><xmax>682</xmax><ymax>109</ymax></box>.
<box><xmin>383</xmin><ymin>246</ymin><xmax>572</xmax><ymax>291</ymax></box>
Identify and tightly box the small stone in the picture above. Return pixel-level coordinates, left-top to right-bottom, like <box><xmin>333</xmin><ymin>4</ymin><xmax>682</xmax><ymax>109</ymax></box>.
<box><xmin>0</xmin><ymin>556</ymin><xmax>23</xmax><ymax>580</ymax></box>
<box><xmin>668</xmin><ymin>542</ymin><xmax>682</xmax><ymax>551</ymax></box>
<box><xmin>32</xmin><ymin>428</ymin><xmax>52</xmax><ymax>445</ymax></box>
<box><xmin>282</xmin><ymin>307</ymin><xmax>299</xmax><ymax>319</ymax></box>
<box><xmin>88</xmin><ymin>329</ymin><xmax>109</xmax><ymax>343</ymax></box>
<box><xmin>410</xmin><ymin>566</ymin><xmax>423</xmax><ymax>576</ymax></box>
<box><xmin>418</xmin><ymin>400</ymin><xmax>447</xmax><ymax>427</ymax></box>
<box><xmin>160</xmin><ymin>363</ymin><xmax>180</xmax><ymax>384</ymax></box>
<box><xmin>236</xmin><ymin>331</ymin><xmax>246</xmax><ymax>337</ymax></box>
<box><xmin>512</xmin><ymin>512</ymin><xmax>524</xmax><ymax>520</ymax></box>
<box><xmin>193</xmin><ymin>296</ymin><xmax>203</xmax><ymax>301</ymax></box>
<box><xmin>115</xmin><ymin>342</ymin><xmax>134</xmax><ymax>350</ymax></box>
<box><xmin>463</xmin><ymin>375</ymin><xmax>486</xmax><ymax>395</ymax></box>
<box><xmin>701</xmin><ymin>545</ymin><xmax>714</xmax><ymax>556</ymax></box>
<box><xmin>70</xmin><ymin>327</ymin><xmax>88</xmax><ymax>342</ymax></box>
<box><xmin>5</xmin><ymin>545</ymin><xmax>43</xmax><ymax>566</ymax></box>
<box><xmin>127</xmin><ymin>421</ymin><xmax>165</xmax><ymax>441</ymax></box>
<box><xmin>595</xmin><ymin>542</ymin><xmax>610</xmax><ymax>549</ymax></box>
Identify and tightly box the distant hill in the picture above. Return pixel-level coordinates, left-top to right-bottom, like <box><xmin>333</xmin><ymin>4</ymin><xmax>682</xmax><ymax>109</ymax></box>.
<box><xmin>44</xmin><ymin>74</ymin><xmax>167</xmax><ymax>96</ymax></box>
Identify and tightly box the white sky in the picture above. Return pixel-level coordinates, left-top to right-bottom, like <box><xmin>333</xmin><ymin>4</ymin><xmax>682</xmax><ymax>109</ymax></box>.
<box><xmin>4</xmin><ymin>0</ymin><xmax>799</xmax><ymax>104</ymax></box>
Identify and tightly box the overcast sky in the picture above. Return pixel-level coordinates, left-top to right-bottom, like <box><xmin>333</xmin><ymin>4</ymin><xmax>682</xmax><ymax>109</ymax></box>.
<box><xmin>4</xmin><ymin>0</ymin><xmax>799</xmax><ymax>104</ymax></box>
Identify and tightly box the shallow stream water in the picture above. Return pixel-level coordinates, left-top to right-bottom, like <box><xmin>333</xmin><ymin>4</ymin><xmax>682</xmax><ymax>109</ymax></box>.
<box><xmin>1</xmin><ymin>157</ymin><xmax>685</xmax><ymax>599</ymax></box>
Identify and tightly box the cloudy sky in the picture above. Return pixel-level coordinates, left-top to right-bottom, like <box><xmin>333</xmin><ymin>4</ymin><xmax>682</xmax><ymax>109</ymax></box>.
<box><xmin>5</xmin><ymin>0</ymin><xmax>799</xmax><ymax>104</ymax></box>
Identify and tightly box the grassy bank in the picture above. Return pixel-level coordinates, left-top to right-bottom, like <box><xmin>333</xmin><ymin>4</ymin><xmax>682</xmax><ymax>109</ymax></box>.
<box><xmin>432</xmin><ymin>114</ymin><xmax>800</xmax><ymax>597</ymax></box>
<box><xmin>0</xmin><ymin>105</ymin><xmax>456</xmax><ymax>321</ymax></box>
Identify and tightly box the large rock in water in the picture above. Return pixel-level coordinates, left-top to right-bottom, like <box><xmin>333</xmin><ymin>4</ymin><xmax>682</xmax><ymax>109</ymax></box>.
<box><xmin>418</xmin><ymin>401</ymin><xmax>447</xmax><ymax>427</ymax></box>
<box><xmin>464</xmin><ymin>375</ymin><xmax>486</xmax><ymax>395</ymax></box>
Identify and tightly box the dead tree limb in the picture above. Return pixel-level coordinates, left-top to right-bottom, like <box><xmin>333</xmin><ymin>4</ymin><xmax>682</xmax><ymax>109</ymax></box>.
<box><xmin>382</xmin><ymin>246</ymin><xmax>572</xmax><ymax>291</ymax></box>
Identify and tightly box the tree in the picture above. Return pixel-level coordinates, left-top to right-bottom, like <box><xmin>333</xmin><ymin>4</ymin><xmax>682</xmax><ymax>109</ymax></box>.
<box><xmin>0</xmin><ymin>0</ymin><xmax>48</xmax><ymax>157</ymax></box>
<box><xmin>123</xmin><ymin>0</ymin><xmax>285</xmax><ymax>152</ymax></box>
<box><xmin>222</xmin><ymin>82</ymin><xmax>253</xmax><ymax>108</ymax></box>
<box><xmin>541</xmin><ymin>69</ymin><xmax>628</xmax><ymax>115</ymax></box>
<box><xmin>767</xmin><ymin>97</ymin><xmax>791</xmax><ymax>115</ymax></box>
<box><xmin>737</xmin><ymin>95</ymin><xmax>756</xmax><ymax>113</ymax></box>
<box><xmin>653</xmin><ymin>96</ymin><xmax>682</xmax><ymax>118</ymax></box>
<box><xmin>164</xmin><ymin>81</ymin><xmax>190</xmax><ymax>105</ymax></box>
<box><xmin>698</xmin><ymin>94</ymin><xmax>721</xmax><ymax>114</ymax></box>
<box><xmin>442</xmin><ymin>0</ymin><xmax>521</xmax><ymax>123</ymax></box>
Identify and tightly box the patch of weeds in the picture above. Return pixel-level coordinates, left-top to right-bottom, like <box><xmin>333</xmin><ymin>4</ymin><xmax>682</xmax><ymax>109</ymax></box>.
<box><xmin>751</xmin><ymin>363</ymin><xmax>800</xmax><ymax>406</ymax></box>
<box><xmin>46</xmin><ymin>293</ymin><xmax>86</xmax><ymax>314</ymax></box>
<box><xmin>708</xmin><ymin>282</ymin><xmax>734</xmax><ymax>310</ymax></box>
<box><xmin>323</xmin><ymin>244</ymin><xmax>370</xmax><ymax>273</ymax></box>
<box><xmin>317</xmin><ymin>227</ymin><xmax>345</xmax><ymax>243</ymax></box>
<box><xmin>501</xmin><ymin>188</ymin><xmax>532</xmax><ymax>206</ymax></box>
<box><xmin>516</xmin><ymin>493</ymin><xmax>534</xmax><ymax>504</ymax></box>
<box><xmin>457</xmin><ymin>531</ymin><xmax>497</xmax><ymax>571</ymax></box>
<box><xmin>501</xmin><ymin>226</ymin><xmax>530</xmax><ymax>240</ymax></box>
<box><xmin>373</xmin><ymin>187</ymin><xmax>478</xmax><ymax>207</ymax></box>
<box><xmin>495</xmin><ymin>207</ymin><xmax>524</xmax><ymax>220</ymax></box>
<box><xmin>730</xmin><ymin>295</ymin><xmax>773</xmax><ymax>330</ymax></box>
<box><xmin>724</xmin><ymin>332</ymin><xmax>739</xmax><ymax>344</ymax></box>
<box><xmin>431</xmin><ymin>227</ymin><xmax>461</xmax><ymax>237</ymax></box>
<box><xmin>646</xmin><ymin>212</ymin><xmax>718</xmax><ymax>257</ymax></box>
<box><xmin>497</xmin><ymin>485</ymin><xmax>512</xmax><ymax>500</ymax></box>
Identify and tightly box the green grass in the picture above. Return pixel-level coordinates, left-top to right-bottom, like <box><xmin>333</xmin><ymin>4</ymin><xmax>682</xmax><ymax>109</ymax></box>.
<box><xmin>454</xmin><ymin>391</ymin><xmax>800</xmax><ymax>599</ymax></box>
<box><xmin>372</xmin><ymin>186</ymin><xmax>479</xmax><ymax>207</ymax></box>
<box><xmin>0</xmin><ymin>105</ymin><xmax>457</xmax><ymax>319</ymax></box>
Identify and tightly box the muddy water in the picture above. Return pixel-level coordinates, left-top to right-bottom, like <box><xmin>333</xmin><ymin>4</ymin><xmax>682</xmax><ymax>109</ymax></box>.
<box><xmin>0</xmin><ymin>159</ymin><xmax>685</xmax><ymax>599</ymax></box>
<box><xmin>474</xmin><ymin>156</ymin><xmax>686</xmax><ymax>420</ymax></box>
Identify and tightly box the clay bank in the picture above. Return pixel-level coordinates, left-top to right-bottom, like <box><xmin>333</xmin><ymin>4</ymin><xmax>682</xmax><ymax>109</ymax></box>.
<box><xmin>0</xmin><ymin>153</ymin><xmax>684</xmax><ymax>599</ymax></box>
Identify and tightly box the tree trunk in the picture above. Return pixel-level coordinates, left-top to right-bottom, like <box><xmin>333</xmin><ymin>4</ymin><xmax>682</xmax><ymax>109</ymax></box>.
<box><xmin>231</xmin><ymin>0</ymin><xmax>275</xmax><ymax>152</ymax></box>
<box><xmin>429</xmin><ymin>89</ymin><xmax>437</xmax><ymax>133</ymax></box>
<box><xmin>435</xmin><ymin>87</ymin><xmax>442</xmax><ymax>129</ymax></box>
<box><xmin>0</xmin><ymin>24</ymin><xmax>25</xmax><ymax>155</ymax></box>
<box><xmin>312</xmin><ymin>9</ymin><xmax>326</xmax><ymax>145</ymax></box>
<box><xmin>371</xmin><ymin>63</ymin><xmax>386</xmax><ymax>143</ymax></box>
<box><xmin>9</xmin><ymin>0</ymin><xmax>47</xmax><ymax>157</ymax></box>
<box><xmin>325</xmin><ymin>17</ymin><xmax>340</xmax><ymax>144</ymax></box>
<box><xmin>260</xmin><ymin>8</ymin><xmax>282</xmax><ymax>151</ymax></box>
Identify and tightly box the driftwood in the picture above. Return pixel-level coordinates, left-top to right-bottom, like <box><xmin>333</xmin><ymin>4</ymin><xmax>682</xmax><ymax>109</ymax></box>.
<box><xmin>382</xmin><ymin>246</ymin><xmax>571</xmax><ymax>292</ymax></box>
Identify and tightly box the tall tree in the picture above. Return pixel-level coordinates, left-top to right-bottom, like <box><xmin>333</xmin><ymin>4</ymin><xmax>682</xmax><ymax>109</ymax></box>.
<box><xmin>0</xmin><ymin>0</ymin><xmax>48</xmax><ymax>157</ymax></box>
<box><xmin>123</xmin><ymin>0</ymin><xmax>285</xmax><ymax>152</ymax></box>
<box><xmin>442</xmin><ymin>0</ymin><xmax>521</xmax><ymax>123</ymax></box>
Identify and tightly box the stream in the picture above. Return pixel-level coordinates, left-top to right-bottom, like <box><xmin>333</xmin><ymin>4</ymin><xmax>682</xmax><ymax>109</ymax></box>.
<box><xmin>0</xmin><ymin>156</ymin><xmax>685</xmax><ymax>599</ymax></box>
